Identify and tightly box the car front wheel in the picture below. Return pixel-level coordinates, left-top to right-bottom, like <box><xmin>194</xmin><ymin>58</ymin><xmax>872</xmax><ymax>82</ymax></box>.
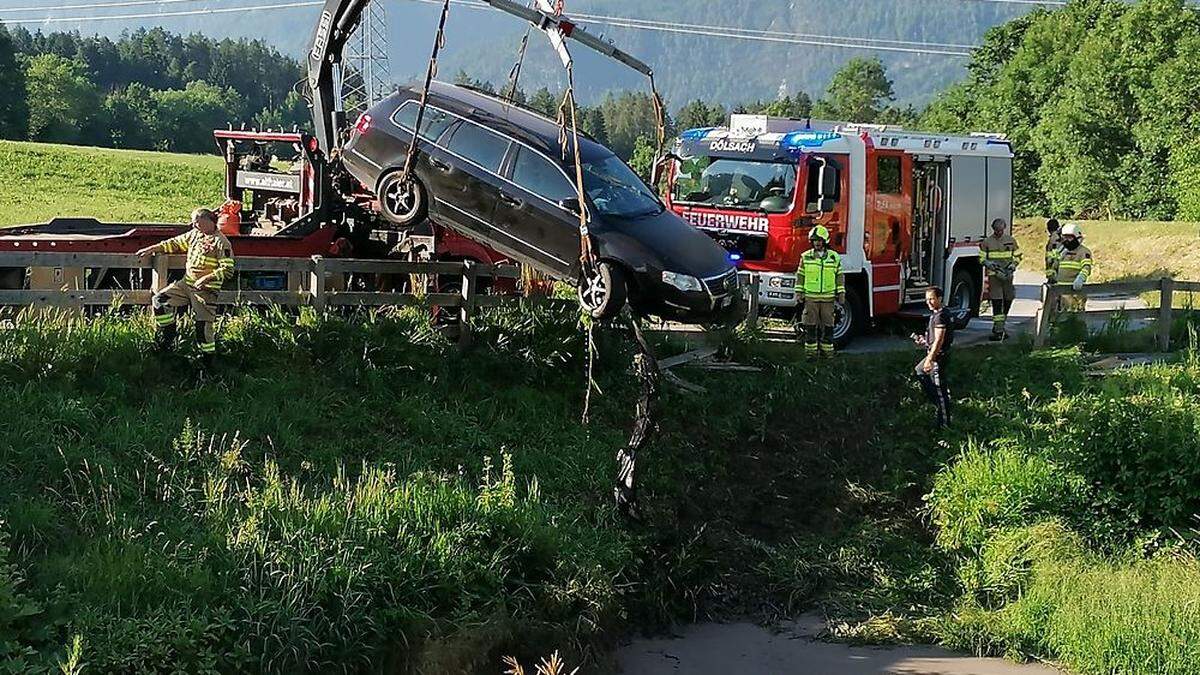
<box><xmin>378</xmin><ymin>172</ymin><xmax>428</xmax><ymax>227</ymax></box>
<box><xmin>578</xmin><ymin>261</ymin><xmax>628</xmax><ymax>321</ymax></box>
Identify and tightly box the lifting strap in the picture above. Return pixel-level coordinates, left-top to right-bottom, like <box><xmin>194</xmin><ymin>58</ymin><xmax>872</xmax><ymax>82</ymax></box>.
<box><xmin>398</xmin><ymin>0</ymin><xmax>451</xmax><ymax>188</ymax></box>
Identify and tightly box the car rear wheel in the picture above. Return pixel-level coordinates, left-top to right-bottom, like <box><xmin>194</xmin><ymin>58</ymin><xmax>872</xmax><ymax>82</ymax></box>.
<box><xmin>378</xmin><ymin>172</ymin><xmax>428</xmax><ymax>227</ymax></box>
<box><xmin>579</xmin><ymin>261</ymin><xmax>628</xmax><ymax>321</ymax></box>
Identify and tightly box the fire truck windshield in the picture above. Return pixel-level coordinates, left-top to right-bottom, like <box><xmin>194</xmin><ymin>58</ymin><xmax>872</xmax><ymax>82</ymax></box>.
<box><xmin>582</xmin><ymin>155</ymin><xmax>664</xmax><ymax>219</ymax></box>
<box><xmin>672</xmin><ymin>156</ymin><xmax>796</xmax><ymax>214</ymax></box>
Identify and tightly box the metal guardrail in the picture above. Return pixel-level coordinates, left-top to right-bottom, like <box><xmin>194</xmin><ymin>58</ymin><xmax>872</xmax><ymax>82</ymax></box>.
<box><xmin>1033</xmin><ymin>277</ymin><xmax>1200</xmax><ymax>350</ymax></box>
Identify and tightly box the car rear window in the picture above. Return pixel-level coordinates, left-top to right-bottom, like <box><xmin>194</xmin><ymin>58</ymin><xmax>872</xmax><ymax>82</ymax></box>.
<box><xmin>444</xmin><ymin>121</ymin><xmax>509</xmax><ymax>172</ymax></box>
<box><xmin>391</xmin><ymin>102</ymin><xmax>455</xmax><ymax>142</ymax></box>
<box><xmin>512</xmin><ymin>147</ymin><xmax>575</xmax><ymax>203</ymax></box>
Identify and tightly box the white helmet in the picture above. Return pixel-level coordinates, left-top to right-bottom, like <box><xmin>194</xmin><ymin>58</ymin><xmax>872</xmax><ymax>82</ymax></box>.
<box><xmin>1061</xmin><ymin>223</ymin><xmax>1083</xmax><ymax>238</ymax></box>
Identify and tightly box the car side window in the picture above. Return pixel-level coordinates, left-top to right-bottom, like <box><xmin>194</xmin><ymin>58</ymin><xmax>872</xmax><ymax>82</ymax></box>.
<box><xmin>512</xmin><ymin>147</ymin><xmax>576</xmax><ymax>203</ymax></box>
<box><xmin>444</xmin><ymin>121</ymin><xmax>509</xmax><ymax>172</ymax></box>
<box><xmin>391</xmin><ymin>102</ymin><xmax>455</xmax><ymax>142</ymax></box>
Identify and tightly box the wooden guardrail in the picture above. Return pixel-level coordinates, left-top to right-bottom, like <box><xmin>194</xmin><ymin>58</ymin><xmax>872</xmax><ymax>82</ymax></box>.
<box><xmin>1033</xmin><ymin>277</ymin><xmax>1200</xmax><ymax>350</ymax></box>
<box><xmin>0</xmin><ymin>251</ymin><xmax>521</xmax><ymax>346</ymax></box>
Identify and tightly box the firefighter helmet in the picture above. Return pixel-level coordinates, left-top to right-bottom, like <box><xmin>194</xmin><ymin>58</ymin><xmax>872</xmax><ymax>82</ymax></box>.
<box><xmin>809</xmin><ymin>225</ymin><xmax>830</xmax><ymax>242</ymax></box>
<box><xmin>1061</xmin><ymin>223</ymin><xmax>1083</xmax><ymax>238</ymax></box>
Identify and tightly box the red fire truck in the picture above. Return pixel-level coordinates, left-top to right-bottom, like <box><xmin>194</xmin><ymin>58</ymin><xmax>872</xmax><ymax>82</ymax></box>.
<box><xmin>663</xmin><ymin>115</ymin><xmax>1013</xmax><ymax>345</ymax></box>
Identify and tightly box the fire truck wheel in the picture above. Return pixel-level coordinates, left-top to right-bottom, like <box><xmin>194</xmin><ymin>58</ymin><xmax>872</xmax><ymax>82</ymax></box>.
<box><xmin>579</xmin><ymin>261</ymin><xmax>628</xmax><ymax>321</ymax></box>
<box><xmin>832</xmin><ymin>286</ymin><xmax>865</xmax><ymax>348</ymax></box>
<box><xmin>948</xmin><ymin>268</ymin><xmax>979</xmax><ymax>329</ymax></box>
<box><xmin>378</xmin><ymin>172</ymin><xmax>428</xmax><ymax>226</ymax></box>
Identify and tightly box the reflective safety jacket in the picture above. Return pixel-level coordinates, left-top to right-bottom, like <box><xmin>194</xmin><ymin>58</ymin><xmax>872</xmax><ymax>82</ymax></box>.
<box><xmin>979</xmin><ymin>234</ymin><xmax>1021</xmax><ymax>277</ymax></box>
<box><xmin>159</xmin><ymin>229</ymin><xmax>235</xmax><ymax>289</ymax></box>
<box><xmin>796</xmin><ymin>249</ymin><xmax>845</xmax><ymax>301</ymax></box>
<box><xmin>1047</xmin><ymin>244</ymin><xmax>1093</xmax><ymax>286</ymax></box>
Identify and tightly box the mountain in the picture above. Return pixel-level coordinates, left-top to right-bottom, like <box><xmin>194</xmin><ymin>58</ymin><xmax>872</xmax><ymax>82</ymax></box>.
<box><xmin>0</xmin><ymin>0</ymin><xmax>1036</xmax><ymax>108</ymax></box>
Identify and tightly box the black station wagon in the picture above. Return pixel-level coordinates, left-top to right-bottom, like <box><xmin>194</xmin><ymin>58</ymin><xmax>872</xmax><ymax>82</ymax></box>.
<box><xmin>342</xmin><ymin>81</ymin><xmax>741</xmax><ymax>322</ymax></box>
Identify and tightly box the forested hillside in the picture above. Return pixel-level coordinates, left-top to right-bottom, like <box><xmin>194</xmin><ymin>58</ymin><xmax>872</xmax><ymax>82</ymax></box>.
<box><xmin>0</xmin><ymin>0</ymin><xmax>1029</xmax><ymax>105</ymax></box>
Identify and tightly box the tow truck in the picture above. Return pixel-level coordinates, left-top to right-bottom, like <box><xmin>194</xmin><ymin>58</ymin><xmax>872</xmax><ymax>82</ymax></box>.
<box><xmin>0</xmin><ymin>0</ymin><xmax>658</xmax><ymax>298</ymax></box>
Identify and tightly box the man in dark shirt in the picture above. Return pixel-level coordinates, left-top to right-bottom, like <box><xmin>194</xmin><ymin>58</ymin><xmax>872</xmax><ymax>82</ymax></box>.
<box><xmin>912</xmin><ymin>286</ymin><xmax>954</xmax><ymax>428</ymax></box>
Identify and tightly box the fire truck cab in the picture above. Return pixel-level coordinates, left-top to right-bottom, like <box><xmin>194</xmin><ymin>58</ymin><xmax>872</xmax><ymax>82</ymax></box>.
<box><xmin>665</xmin><ymin>115</ymin><xmax>1013</xmax><ymax>345</ymax></box>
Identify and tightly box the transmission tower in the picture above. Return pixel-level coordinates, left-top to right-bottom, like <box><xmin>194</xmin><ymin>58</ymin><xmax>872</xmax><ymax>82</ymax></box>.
<box><xmin>344</xmin><ymin>2</ymin><xmax>392</xmax><ymax>114</ymax></box>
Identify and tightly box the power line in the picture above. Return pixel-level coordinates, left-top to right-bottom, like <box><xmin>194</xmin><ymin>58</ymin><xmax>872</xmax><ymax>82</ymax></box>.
<box><xmin>0</xmin><ymin>0</ymin><xmax>323</xmax><ymax>24</ymax></box>
<box><xmin>0</xmin><ymin>0</ymin><xmax>977</xmax><ymax>56</ymax></box>
<box><xmin>0</xmin><ymin>0</ymin><xmax>217</xmax><ymax>12</ymax></box>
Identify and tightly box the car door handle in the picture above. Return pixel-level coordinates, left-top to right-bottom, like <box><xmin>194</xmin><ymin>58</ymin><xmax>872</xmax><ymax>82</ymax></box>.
<box><xmin>429</xmin><ymin>157</ymin><xmax>452</xmax><ymax>172</ymax></box>
<box><xmin>499</xmin><ymin>193</ymin><xmax>523</xmax><ymax>208</ymax></box>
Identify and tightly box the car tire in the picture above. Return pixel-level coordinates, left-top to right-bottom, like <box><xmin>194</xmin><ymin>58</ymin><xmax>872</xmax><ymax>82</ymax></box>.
<box><xmin>832</xmin><ymin>285</ymin><xmax>866</xmax><ymax>349</ymax></box>
<box><xmin>579</xmin><ymin>260</ymin><xmax>628</xmax><ymax>321</ymax></box>
<box><xmin>378</xmin><ymin>172</ymin><xmax>428</xmax><ymax>227</ymax></box>
<box><xmin>948</xmin><ymin>268</ymin><xmax>979</xmax><ymax>329</ymax></box>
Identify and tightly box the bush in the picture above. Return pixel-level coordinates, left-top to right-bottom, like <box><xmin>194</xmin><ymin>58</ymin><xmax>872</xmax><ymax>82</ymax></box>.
<box><xmin>1047</xmin><ymin>366</ymin><xmax>1200</xmax><ymax>534</ymax></box>
<box><xmin>927</xmin><ymin>441</ymin><xmax>1086</xmax><ymax>554</ymax></box>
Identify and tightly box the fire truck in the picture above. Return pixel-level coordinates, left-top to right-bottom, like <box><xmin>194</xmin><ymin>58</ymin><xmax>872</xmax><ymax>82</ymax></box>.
<box><xmin>662</xmin><ymin>115</ymin><xmax>1014</xmax><ymax>345</ymax></box>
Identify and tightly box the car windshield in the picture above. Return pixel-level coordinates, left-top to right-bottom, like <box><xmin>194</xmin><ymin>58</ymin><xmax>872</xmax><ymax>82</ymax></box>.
<box><xmin>581</xmin><ymin>155</ymin><xmax>663</xmax><ymax>219</ymax></box>
<box><xmin>672</xmin><ymin>156</ymin><xmax>797</xmax><ymax>213</ymax></box>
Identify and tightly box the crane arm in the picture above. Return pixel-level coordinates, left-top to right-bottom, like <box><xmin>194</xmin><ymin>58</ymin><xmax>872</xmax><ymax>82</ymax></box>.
<box><xmin>306</xmin><ymin>0</ymin><xmax>656</xmax><ymax>157</ymax></box>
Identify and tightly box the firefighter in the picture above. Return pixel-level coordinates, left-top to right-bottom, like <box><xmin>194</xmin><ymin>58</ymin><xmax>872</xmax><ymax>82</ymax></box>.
<box><xmin>913</xmin><ymin>286</ymin><xmax>954</xmax><ymax>429</ymax></box>
<box><xmin>796</xmin><ymin>225</ymin><xmax>845</xmax><ymax>357</ymax></box>
<box><xmin>1045</xmin><ymin>222</ymin><xmax>1093</xmax><ymax>314</ymax></box>
<box><xmin>1045</xmin><ymin>217</ymin><xmax>1062</xmax><ymax>269</ymax></box>
<box><xmin>136</xmin><ymin>208</ymin><xmax>235</xmax><ymax>359</ymax></box>
<box><xmin>979</xmin><ymin>218</ymin><xmax>1021</xmax><ymax>341</ymax></box>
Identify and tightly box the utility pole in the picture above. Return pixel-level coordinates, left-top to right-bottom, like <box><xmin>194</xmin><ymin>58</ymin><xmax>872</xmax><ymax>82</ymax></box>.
<box><xmin>344</xmin><ymin>1</ymin><xmax>392</xmax><ymax>114</ymax></box>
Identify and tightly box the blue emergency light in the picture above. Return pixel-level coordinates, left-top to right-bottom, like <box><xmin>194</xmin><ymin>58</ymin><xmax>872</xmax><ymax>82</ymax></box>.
<box><xmin>680</xmin><ymin>127</ymin><xmax>716</xmax><ymax>141</ymax></box>
<box><xmin>729</xmin><ymin>253</ymin><xmax>742</xmax><ymax>262</ymax></box>
<box><xmin>780</xmin><ymin>130</ymin><xmax>838</xmax><ymax>153</ymax></box>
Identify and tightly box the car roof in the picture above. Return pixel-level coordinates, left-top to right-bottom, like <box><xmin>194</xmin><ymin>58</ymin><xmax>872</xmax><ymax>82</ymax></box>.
<box><xmin>391</xmin><ymin>81</ymin><xmax>611</xmax><ymax>164</ymax></box>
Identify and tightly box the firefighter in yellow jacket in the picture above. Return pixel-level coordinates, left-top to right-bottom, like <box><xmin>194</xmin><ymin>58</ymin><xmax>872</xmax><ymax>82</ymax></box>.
<box><xmin>136</xmin><ymin>208</ymin><xmax>235</xmax><ymax>357</ymax></box>
<box><xmin>1046</xmin><ymin>223</ymin><xmax>1093</xmax><ymax>314</ymax></box>
<box><xmin>979</xmin><ymin>218</ymin><xmax>1021</xmax><ymax>341</ymax></box>
<box><xmin>796</xmin><ymin>225</ymin><xmax>845</xmax><ymax>357</ymax></box>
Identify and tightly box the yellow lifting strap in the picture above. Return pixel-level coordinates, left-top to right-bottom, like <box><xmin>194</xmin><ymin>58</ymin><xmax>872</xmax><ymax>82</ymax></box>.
<box><xmin>398</xmin><ymin>0</ymin><xmax>451</xmax><ymax>188</ymax></box>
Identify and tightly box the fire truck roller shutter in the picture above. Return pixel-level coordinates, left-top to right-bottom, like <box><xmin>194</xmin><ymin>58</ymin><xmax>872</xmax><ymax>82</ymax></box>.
<box><xmin>986</xmin><ymin>157</ymin><xmax>1013</xmax><ymax>235</ymax></box>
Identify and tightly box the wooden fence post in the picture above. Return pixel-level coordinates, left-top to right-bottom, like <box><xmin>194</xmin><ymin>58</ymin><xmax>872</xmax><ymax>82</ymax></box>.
<box><xmin>745</xmin><ymin>273</ymin><xmax>760</xmax><ymax>330</ymax></box>
<box><xmin>310</xmin><ymin>255</ymin><xmax>326</xmax><ymax>312</ymax></box>
<box><xmin>458</xmin><ymin>260</ymin><xmax>478</xmax><ymax>349</ymax></box>
<box><xmin>1158</xmin><ymin>277</ymin><xmax>1174</xmax><ymax>352</ymax></box>
<box><xmin>1033</xmin><ymin>283</ymin><xmax>1056</xmax><ymax>348</ymax></box>
<box><xmin>151</xmin><ymin>254</ymin><xmax>169</xmax><ymax>294</ymax></box>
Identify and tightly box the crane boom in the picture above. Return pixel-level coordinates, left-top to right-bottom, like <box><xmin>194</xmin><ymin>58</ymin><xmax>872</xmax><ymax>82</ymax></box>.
<box><xmin>306</xmin><ymin>0</ymin><xmax>656</xmax><ymax>157</ymax></box>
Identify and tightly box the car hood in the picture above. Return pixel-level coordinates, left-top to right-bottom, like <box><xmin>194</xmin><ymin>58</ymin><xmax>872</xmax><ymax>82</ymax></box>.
<box><xmin>600</xmin><ymin>208</ymin><xmax>734</xmax><ymax>279</ymax></box>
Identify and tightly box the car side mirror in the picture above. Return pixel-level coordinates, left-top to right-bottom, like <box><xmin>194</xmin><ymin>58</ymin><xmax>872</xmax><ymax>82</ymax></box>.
<box><xmin>558</xmin><ymin>197</ymin><xmax>582</xmax><ymax>214</ymax></box>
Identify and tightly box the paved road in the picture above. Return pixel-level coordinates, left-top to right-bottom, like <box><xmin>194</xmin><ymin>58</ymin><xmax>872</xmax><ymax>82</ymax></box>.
<box><xmin>843</xmin><ymin>270</ymin><xmax>1146</xmax><ymax>354</ymax></box>
<box><xmin>616</xmin><ymin>617</ymin><xmax>1064</xmax><ymax>675</ymax></box>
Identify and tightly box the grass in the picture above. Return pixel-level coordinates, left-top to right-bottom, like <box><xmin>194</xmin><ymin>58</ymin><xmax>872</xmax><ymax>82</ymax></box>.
<box><xmin>3</xmin><ymin>143</ymin><xmax>1200</xmax><ymax>672</ymax></box>
<box><xmin>0</xmin><ymin>141</ymin><xmax>223</xmax><ymax>227</ymax></box>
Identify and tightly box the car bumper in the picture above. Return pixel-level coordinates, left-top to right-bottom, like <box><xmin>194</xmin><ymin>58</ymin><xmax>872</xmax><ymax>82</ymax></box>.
<box><xmin>638</xmin><ymin>268</ymin><xmax>745</xmax><ymax>325</ymax></box>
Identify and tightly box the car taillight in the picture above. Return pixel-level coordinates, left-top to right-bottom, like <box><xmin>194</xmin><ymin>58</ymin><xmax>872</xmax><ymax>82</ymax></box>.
<box><xmin>354</xmin><ymin>113</ymin><xmax>372</xmax><ymax>135</ymax></box>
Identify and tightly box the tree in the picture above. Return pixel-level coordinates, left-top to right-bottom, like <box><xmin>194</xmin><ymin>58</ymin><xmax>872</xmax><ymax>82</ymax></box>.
<box><xmin>629</xmin><ymin>135</ymin><xmax>657</xmax><ymax>182</ymax></box>
<box><xmin>152</xmin><ymin>80</ymin><xmax>244</xmax><ymax>153</ymax></box>
<box><xmin>760</xmin><ymin>93</ymin><xmax>812</xmax><ymax>119</ymax></box>
<box><xmin>599</xmin><ymin>91</ymin><xmax>665</xmax><ymax>160</ymax></box>
<box><xmin>812</xmin><ymin>57</ymin><xmax>895</xmax><ymax>123</ymax></box>
<box><xmin>528</xmin><ymin>87</ymin><xmax>558</xmax><ymax>117</ymax></box>
<box><xmin>0</xmin><ymin>25</ymin><xmax>28</xmax><ymax>139</ymax></box>
<box><xmin>453</xmin><ymin>69</ymin><xmax>495</xmax><ymax>94</ymax></box>
<box><xmin>579</xmin><ymin>106</ymin><xmax>608</xmax><ymax>146</ymax></box>
<box><xmin>676</xmin><ymin>99</ymin><xmax>726</xmax><ymax>132</ymax></box>
<box><xmin>25</xmin><ymin>54</ymin><xmax>99</xmax><ymax>143</ymax></box>
<box><xmin>253</xmin><ymin>90</ymin><xmax>311</xmax><ymax>132</ymax></box>
<box><xmin>102</xmin><ymin>83</ymin><xmax>157</xmax><ymax>148</ymax></box>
